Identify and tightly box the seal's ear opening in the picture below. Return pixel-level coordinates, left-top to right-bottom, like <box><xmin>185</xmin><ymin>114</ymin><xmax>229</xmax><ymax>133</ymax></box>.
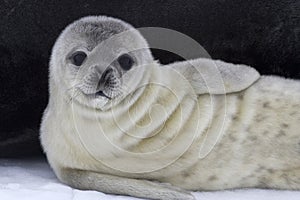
<box><xmin>164</xmin><ymin>58</ymin><xmax>260</xmax><ymax>94</ymax></box>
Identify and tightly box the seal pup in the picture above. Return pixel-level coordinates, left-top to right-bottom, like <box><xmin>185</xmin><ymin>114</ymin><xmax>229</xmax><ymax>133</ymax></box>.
<box><xmin>40</xmin><ymin>16</ymin><xmax>300</xmax><ymax>200</ymax></box>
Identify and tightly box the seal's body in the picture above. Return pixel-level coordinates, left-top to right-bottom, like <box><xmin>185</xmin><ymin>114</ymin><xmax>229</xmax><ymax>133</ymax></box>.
<box><xmin>40</xmin><ymin>16</ymin><xmax>300</xmax><ymax>200</ymax></box>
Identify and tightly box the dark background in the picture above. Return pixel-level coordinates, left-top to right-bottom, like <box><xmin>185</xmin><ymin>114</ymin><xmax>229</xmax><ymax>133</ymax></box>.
<box><xmin>0</xmin><ymin>0</ymin><xmax>299</xmax><ymax>157</ymax></box>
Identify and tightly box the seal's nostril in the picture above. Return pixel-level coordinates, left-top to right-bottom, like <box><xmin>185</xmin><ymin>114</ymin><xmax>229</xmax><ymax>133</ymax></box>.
<box><xmin>104</xmin><ymin>68</ymin><xmax>113</xmax><ymax>78</ymax></box>
<box><xmin>99</xmin><ymin>68</ymin><xmax>113</xmax><ymax>83</ymax></box>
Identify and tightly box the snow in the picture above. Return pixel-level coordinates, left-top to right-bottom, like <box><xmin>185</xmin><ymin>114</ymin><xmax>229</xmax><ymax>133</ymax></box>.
<box><xmin>0</xmin><ymin>158</ymin><xmax>299</xmax><ymax>200</ymax></box>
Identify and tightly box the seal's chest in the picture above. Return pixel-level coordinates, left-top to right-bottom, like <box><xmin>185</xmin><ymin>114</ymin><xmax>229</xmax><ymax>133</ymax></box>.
<box><xmin>69</xmin><ymin>90</ymin><xmax>203</xmax><ymax>173</ymax></box>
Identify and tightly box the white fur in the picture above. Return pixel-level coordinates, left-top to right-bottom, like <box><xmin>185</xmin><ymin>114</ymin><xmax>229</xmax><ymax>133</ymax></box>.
<box><xmin>40</xmin><ymin>16</ymin><xmax>300</xmax><ymax>200</ymax></box>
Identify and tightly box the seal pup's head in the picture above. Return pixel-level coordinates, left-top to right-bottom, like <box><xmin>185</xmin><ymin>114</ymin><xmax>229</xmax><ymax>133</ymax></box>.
<box><xmin>49</xmin><ymin>16</ymin><xmax>154</xmax><ymax>110</ymax></box>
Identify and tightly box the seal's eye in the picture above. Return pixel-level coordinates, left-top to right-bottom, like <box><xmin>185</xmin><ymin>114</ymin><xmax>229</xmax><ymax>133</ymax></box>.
<box><xmin>71</xmin><ymin>51</ymin><xmax>87</xmax><ymax>66</ymax></box>
<box><xmin>117</xmin><ymin>54</ymin><xmax>134</xmax><ymax>70</ymax></box>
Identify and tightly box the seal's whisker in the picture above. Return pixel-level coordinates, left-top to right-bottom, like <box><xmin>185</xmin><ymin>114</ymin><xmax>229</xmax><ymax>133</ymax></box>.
<box><xmin>68</xmin><ymin>89</ymin><xmax>83</xmax><ymax>104</ymax></box>
<box><xmin>66</xmin><ymin>83</ymin><xmax>82</xmax><ymax>92</ymax></box>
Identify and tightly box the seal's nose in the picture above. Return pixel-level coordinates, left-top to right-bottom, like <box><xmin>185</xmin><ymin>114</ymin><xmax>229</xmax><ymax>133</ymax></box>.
<box><xmin>95</xmin><ymin>67</ymin><xmax>113</xmax><ymax>99</ymax></box>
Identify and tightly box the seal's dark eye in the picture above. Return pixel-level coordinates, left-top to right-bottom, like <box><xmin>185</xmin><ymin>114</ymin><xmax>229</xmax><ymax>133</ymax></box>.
<box><xmin>117</xmin><ymin>54</ymin><xmax>134</xmax><ymax>70</ymax></box>
<box><xmin>71</xmin><ymin>51</ymin><xmax>87</xmax><ymax>66</ymax></box>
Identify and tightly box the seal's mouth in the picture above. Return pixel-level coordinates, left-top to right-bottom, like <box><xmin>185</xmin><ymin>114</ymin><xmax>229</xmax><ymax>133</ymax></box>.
<box><xmin>95</xmin><ymin>90</ymin><xmax>111</xmax><ymax>99</ymax></box>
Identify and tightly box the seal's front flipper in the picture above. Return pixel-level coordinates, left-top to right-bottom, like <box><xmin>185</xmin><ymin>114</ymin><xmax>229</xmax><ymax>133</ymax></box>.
<box><xmin>59</xmin><ymin>168</ymin><xmax>195</xmax><ymax>200</ymax></box>
<box><xmin>165</xmin><ymin>58</ymin><xmax>260</xmax><ymax>95</ymax></box>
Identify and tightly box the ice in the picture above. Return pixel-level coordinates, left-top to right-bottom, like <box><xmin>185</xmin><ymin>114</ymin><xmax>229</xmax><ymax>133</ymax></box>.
<box><xmin>0</xmin><ymin>158</ymin><xmax>299</xmax><ymax>200</ymax></box>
